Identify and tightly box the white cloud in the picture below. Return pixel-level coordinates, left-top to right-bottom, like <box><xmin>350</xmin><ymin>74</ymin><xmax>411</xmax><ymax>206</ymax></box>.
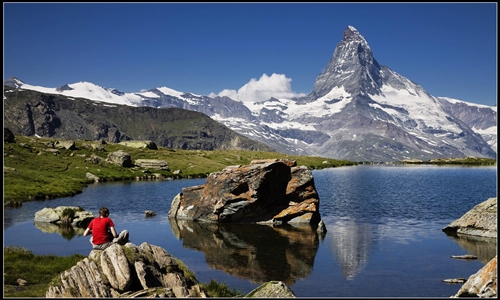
<box><xmin>213</xmin><ymin>73</ymin><xmax>306</xmax><ymax>102</ymax></box>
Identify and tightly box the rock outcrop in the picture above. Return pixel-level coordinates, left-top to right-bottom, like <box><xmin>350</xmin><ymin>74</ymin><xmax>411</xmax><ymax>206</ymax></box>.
<box><xmin>34</xmin><ymin>206</ymin><xmax>95</xmax><ymax>227</ymax></box>
<box><xmin>45</xmin><ymin>241</ymin><xmax>297</xmax><ymax>298</ymax></box>
<box><xmin>107</xmin><ymin>150</ymin><xmax>133</xmax><ymax>167</ymax></box>
<box><xmin>244</xmin><ymin>281</ymin><xmax>296</xmax><ymax>298</ymax></box>
<box><xmin>4</xmin><ymin>127</ymin><xmax>15</xmax><ymax>143</ymax></box>
<box><xmin>442</xmin><ymin>197</ymin><xmax>497</xmax><ymax>239</ymax></box>
<box><xmin>452</xmin><ymin>255</ymin><xmax>497</xmax><ymax>298</ymax></box>
<box><xmin>54</xmin><ymin>140</ymin><xmax>77</xmax><ymax>150</ymax></box>
<box><xmin>168</xmin><ymin>159</ymin><xmax>322</xmax><ymax>226</ymax></box>
<box><xmin>45</xmin><ymin>242</ymin><xmax>207</xmax><ymax>298</ymax></box>
<box><xmin>119</xmin><ymin>140</ymin><xmax>158</xmax><ymax>150</ymax></box>
<box><xmin>444</xmin><ymin>197</ymin><xmax>498</xmax><ymax>298</ymax></box>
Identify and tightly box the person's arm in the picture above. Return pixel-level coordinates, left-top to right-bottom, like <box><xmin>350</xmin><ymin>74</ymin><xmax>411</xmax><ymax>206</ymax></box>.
<box><xmin>110</xmin><ymin>226</ymin><xmax>118</xmax><ymax>238</ymax></box>
<box><xmin>83</xmin><ymin>227</ymin><xmax>91</xmax><ymax>236</ymax></box>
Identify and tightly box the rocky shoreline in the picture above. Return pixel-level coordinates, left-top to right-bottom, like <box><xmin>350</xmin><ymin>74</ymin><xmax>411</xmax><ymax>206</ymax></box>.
<box><xmin>442</xmin><ymin>197</ymin><xmax>497</xmax><ymax>298</ymax></box>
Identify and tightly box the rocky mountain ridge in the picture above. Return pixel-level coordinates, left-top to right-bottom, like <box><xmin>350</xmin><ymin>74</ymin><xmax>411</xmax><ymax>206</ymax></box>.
<box><xmin>4</xmin><ymin>25</ymin><xmax>496</xmax><ymax>162</ymax></box>
<box><xmin>2</xmin><ymin>87</ymin><xmax>275</xmax><ymax>152</ymax></box>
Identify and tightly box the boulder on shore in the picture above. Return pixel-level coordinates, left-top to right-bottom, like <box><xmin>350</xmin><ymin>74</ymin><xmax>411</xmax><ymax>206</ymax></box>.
<box><xmin>168</xmin><ymin>159</ymin><xmax>322</xmax><ymax>226</ymax></box>
<box><xmin>452</xmin><ymin>255</ymin><xmax>497</xmax><ymax>298</ymax></box>
<box><xmin>45</xmin><ymin>242</ymin><xmax>207</xmax><ymax>297</ymax></box>
<box><xmin>444</xmin><ymin>197</ymin><xmax>497</xmax><ymax>298</ymax></box>
<box><xmin>442</xmin><ymin>197</ymin><xmax>497</xmax><ymax>239</ymax></box>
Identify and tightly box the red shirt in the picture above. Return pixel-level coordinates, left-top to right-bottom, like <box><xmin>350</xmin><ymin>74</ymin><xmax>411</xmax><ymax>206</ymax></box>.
<box><xmin>87</xmin><ymin>217</ymin><xmax>115</xmax><ymax>245</ymax></box>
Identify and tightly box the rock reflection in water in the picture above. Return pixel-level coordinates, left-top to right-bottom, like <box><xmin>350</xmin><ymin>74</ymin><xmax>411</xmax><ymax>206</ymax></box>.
<box><xmin>169</xmin><ymin>218</ymin><xmax>321</xmax><ymax>285</ymax></box>
<box><xmin>445</xmin><ymin>234</ymin><xmax>497</xmax><ymax>264</ymax></box>
<box><xmin>34</xmin><ymin>222</ymin><xmax>84</xmax><ymax>240</ymax></box>
<box><xmin>327</xmin><ymin>218</ymin><xmax>373</xmax><ymax>280</ymax></box>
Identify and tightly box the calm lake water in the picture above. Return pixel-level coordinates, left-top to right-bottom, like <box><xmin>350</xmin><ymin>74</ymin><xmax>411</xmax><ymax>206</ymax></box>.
<box><xmin>3</xmin><ymin>164</ymin><xmax>497</xmax><ymax>297</ymax></box>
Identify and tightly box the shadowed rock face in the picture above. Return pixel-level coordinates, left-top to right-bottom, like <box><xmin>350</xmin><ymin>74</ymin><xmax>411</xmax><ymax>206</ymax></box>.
<box><xmin>168</xmin><ymin>159</ymin><xmax>322</xmax><ymax>226</ymax></box>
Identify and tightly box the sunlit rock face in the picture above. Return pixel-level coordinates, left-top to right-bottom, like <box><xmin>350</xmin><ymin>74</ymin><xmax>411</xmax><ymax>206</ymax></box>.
<box><xmin>454</xmin><ymin>255</ymin><xmax>497</xmax><ymax>298</ymax></box>
<box><xmin>45</xmin><ymin>242</ymin><xmax>207</xmax><ymax>298</ymax></box>
<box><xmin>309</xmin><ymin>25</ymin><xmax>383</xmax><ymax>100</ymax></box>
<box><xmin>168</xmin><ymin>159</ymin><xmax>322</xmax><ymax>226</ymax></box>
<box><xmin>442</xmin><ymin>197</ymin><xmax>497</xmax><ymax>239</ymax></box>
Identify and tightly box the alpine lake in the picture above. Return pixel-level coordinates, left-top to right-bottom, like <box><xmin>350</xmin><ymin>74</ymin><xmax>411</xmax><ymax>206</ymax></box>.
<box><xmin>4</xmin><ymin>164</ymin><xmax>497</xmax><ymax>298</ymax></box>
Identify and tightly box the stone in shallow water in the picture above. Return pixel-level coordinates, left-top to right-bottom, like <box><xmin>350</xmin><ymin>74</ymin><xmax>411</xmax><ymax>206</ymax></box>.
<box><xmin>168</xmin><ymin>159</ymin><xmax>322</xmax><ymax>226</ymax></box>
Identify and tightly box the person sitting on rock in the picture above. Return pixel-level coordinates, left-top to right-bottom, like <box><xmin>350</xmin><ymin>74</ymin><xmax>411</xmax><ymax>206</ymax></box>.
<box><xmin>83</xmin><ymin>207</ymin><xmax>129</xmax><ymax>250</ymax></box>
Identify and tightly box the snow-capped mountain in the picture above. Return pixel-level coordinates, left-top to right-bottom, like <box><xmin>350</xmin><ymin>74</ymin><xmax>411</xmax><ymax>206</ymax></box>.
<box><xmin>4</xmin><ymin>26</ymin><xmax>496</xmax><ymax>162</ymax></box>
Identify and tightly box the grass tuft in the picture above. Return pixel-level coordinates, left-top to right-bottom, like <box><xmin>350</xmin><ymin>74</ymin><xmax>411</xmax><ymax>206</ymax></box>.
<box><xmin>200</xmin><ymin>279</ymin><xmax>245</xmax><ymax>297</ymax></box>
<box><xmin>4</xmin><ymin>246</ymin><xmax>86</xmax><ymax>297</ymax></box>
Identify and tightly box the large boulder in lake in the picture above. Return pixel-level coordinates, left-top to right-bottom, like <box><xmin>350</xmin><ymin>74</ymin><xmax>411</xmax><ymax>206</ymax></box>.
<box><xmin>34</xmin><ymin>206</ymin><xmax>95</xmax><ymax>227</ymax></box>
<box><xmin>45</xmin><ymin>242</ymin><xmax>207</xmax><ymax>297</ymax></box>
<box><xmin>442</xmin><ymin>197</ymin><xmax>497</xmax><ymax>239</ymax></box>
<box><xmin>168</xmin><ymin>159</ymin><xmax>322</xmax><ymax>226</ymax></box>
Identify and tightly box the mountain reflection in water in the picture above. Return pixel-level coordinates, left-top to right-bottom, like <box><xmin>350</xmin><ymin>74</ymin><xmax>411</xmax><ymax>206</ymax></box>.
<box><xmin>169</xmin><ymin>218</ymin><xmax>323</xmax><ymax>285</ymax></box>
<box><xmin>327</xmin><ymin>218</ymin><xmax>373</xmax><ymax>279</ymax></box>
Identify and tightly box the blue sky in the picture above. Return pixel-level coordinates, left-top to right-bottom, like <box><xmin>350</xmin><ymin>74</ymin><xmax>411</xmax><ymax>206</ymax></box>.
<box><xmin>3</xmin><ymin>2</ymin><xmax>497</xmax><ymax>106</ymax></box>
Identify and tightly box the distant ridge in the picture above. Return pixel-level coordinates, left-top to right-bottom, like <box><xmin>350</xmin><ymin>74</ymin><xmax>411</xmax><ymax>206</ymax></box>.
<box><xmin>3</xmin><ymin>26</ymin><xmax>496</xmax><ymax>162</ymax></box>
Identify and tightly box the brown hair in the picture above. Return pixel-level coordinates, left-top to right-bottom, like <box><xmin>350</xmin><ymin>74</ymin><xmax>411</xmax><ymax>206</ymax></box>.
<box><xmin>99</xmin><ymin>207</ymin><xmax>110</xmax><ymax>217</ymax></box>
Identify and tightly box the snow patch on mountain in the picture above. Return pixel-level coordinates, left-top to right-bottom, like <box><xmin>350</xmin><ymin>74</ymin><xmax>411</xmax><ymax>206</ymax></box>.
<box><xmin>438</xmin><ymin>96</ymin><xmax>497</xmax><ymax>110</ymax></box>
<box><xmin>372</xmin><ymin>84</ymin><xmax>463</xmax><ymax>134</ymax></box>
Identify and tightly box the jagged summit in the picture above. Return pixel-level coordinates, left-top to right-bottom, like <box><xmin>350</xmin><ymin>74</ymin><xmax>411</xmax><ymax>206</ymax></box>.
<box><xmin>342</xmin><ymin>25</ymin><xmax>369</xmax><ymax>48</ymax></box>
<box><xmin>309</xmin><ymin>25</ymin><xmax>382</xmax><ymax>100</ymax></box>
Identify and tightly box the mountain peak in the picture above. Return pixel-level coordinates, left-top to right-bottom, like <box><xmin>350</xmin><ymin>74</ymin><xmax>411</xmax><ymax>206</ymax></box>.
<box><xmin>309</xmin><ymin>25</ymin><xmax>382</xmax><ymax>99</ymax></box>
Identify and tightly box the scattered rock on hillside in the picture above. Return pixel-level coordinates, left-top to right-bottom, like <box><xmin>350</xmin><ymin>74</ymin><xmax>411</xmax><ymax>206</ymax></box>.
<box><xmin>4</xmin><ymin>128</ymin><xmax>15</xmax><ymax>143</ymax></box>
<box><xmin>119</xmin><ymin>140</ymin><xmax>158</xmax><ymax>150</ymax></box>
<box><xmin>107</xmin><ymin>150</ymin><xmax>133</xmax><ymax>167</ymax></box>
<box><xmin>54</xmin><ymin>140</ymin><xmax>77</xmax><ymax>150</ymax></box>
<box><xmin>135</xmin><ymin>159</ymin><xmax>169</xmax><ymax>170</ymax></box>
